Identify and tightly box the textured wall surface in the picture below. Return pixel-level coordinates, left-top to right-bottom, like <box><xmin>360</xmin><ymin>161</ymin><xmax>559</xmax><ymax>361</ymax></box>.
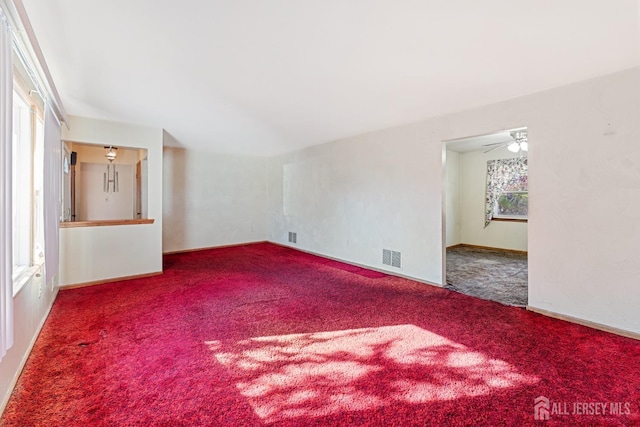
<box><xmin>162</xmin><ymin>147</ymin><xmax>267</xmax><ymax>253</ymax></box>
<box><xmin>268</xmin><ymin>126</ymin><xmax>443</xmax><ymax>284</ymax></box>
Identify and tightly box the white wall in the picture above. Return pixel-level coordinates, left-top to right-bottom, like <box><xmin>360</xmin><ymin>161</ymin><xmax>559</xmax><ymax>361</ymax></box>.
<box><xmin>59</xmin><ymin>116</ymin><xmax>163</xmax><ymax>285</ymax></box>
<box><xmin>0</xmin><ymin>268</ymin><xmax>57</xmax><ymax>414</ymax></box>
<box><xmin>445</xmin><ymin>151</ymin><xmax>461</xmax><ymax>247</ymax></box>
<box><xmin>457</xmin><ymin>147</ymin><xmax>528</xmax><ymax>251</ymax></box>
<box><xmin>162</xmin><ymin>146</ymin><xmax>267</xmax><ymax>253</ymax></box>
<box><xmin>267</xmin><ymin>67</ymin><xmax>640</xmax><ymax>334</ymax></box>
<box><xmin>78</xmin><ymin>163</ymin><xmax>134</xmax><ymax>220</ymax></box>
<box><xmin>525</xmin><ymin>68</ymin><xmax>640</xmax><ymax>334</ymax></box>
<box><xmin>268</xmin><ymin>127</ymin><xmax>443</xmax><ymax>283</ymax></box>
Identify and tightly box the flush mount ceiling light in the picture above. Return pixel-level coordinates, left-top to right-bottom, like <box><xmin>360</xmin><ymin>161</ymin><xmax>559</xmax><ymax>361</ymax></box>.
<box><xmin>104</xmin><ymin>146</ymin><xmax>118</xmax><ymax>162</ymax></box>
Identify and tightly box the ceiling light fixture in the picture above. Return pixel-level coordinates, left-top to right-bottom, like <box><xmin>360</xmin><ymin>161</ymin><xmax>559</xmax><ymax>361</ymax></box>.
<box><xmin>105</xmin><ymin>146</ymin><xmax>118</xmax><ymax>162</ymax></box>
<box><xmin>508</xmin><ymin>130</ymin><xmax>528</xmax><ymax>153</ymax></box>
<box><xmin>507</xmin><ymin>142</ymin><xmax>520</xmax><ymax>153</ymax></box>
<box><xmin>103</xmin><ymin>146</ymin><xmax>119</xmax><ymax>193</ymax></box>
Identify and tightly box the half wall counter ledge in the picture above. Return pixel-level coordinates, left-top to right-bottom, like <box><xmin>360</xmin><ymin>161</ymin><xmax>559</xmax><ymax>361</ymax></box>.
<box><xmin>60</xmin><ymin>219</ymin><xmax>155</xmax><ymax>228</ymax></box>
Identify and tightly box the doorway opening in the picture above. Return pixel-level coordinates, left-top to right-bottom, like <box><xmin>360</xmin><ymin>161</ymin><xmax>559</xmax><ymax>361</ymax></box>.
<box><xmin>442</xmin><ymin>128</ymin><xmax>529</xmax><ymax>306</ymax></box>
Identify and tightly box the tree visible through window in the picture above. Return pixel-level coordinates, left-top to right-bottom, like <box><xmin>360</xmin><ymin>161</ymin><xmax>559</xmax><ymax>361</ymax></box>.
<box><xmin>485</xmin><ymin>157</ymin><xmax>528</xmax><ymax>226</ymax></box>
<box><xmin>495</xmin><ymin>191</ymin><xmax>528</xmax><ymax>218</ymax></box>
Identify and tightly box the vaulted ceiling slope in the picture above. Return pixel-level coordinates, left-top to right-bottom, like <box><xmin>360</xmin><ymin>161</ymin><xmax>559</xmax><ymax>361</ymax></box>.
<box><xmin>22</xmin><ymin>0</ymin><xmax>640</xmax><ymax>156</ymax></box>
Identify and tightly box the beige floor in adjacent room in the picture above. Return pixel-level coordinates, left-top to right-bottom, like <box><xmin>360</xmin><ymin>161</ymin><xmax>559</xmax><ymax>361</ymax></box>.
<box><xmin>445</xmin><ymin>245</ymin><xmax>528</xmax><ymax>307</ymax></box>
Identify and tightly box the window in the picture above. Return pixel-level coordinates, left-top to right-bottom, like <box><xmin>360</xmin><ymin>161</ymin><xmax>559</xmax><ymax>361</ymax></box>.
<box><xmin>485</xmin><ymin>157</ymin><xmax>528</xmax><ymax>226</ymax></box>
<box><xmin>11</xmin><ymin>85</ymin><xmax>44</xmax><ymax>286</ymax></box>
<box><xmin>494</xmin><ymin>191</ymin><xmax>528</xmax><ymax>219</ymax></box>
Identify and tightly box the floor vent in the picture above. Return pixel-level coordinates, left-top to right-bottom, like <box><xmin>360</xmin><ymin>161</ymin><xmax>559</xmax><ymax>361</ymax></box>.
<box><xmin>383</xmin><ymin>249</ymin><xmax>401</xmax><ymax>268</ymax></box>
<box><xmin>288</xmin><ymin>232</ymin><xmax>297</xmax><ymax>244</ymax></box>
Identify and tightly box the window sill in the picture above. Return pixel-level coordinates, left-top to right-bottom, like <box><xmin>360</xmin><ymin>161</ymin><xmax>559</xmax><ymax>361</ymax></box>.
<box><xmin>60</xmin><ymin>219</ymin><xmax>155</xmax><ymax>228</ymax></box>
<box><xmin>13</xmin><ymin>261</ymin><xmax>44</xmax><ymax>297</ymax></box>
<box><xmin>492</xmin><ymin>217</ymin><xmax>528</xmax><ymax>223</ymax></box>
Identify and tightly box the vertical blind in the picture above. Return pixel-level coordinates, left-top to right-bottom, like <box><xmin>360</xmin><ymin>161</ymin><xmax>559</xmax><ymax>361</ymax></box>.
<box><xmin>43</xmin><ymin>102</ymin><xmax>61</xmax><ymax>285</ymax></box>
<box><xmin>0</xmin><ymin>7</ymin><xmax>14</xmax><ymax>361</ymax></box>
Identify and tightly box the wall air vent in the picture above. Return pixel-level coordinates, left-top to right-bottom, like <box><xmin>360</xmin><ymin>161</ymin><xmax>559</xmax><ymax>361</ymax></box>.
<box><xmin>391</xmin><ymin>251</ymin><xmax>401</xmax><ymax>268</ymax></box>
<box><xmin>288</xmin><ymin>232</ymin><xmax>297</xmax><ymax>244</ymax></box>
<box><xmin>382</xmin><ymin>249</ymin><xmax>392</xmax><ymax>266</ymax></box>
<box><xmin>383</xmin><ymin>249</ymin><xmax>401</xmax><ymax>268</ymax></box>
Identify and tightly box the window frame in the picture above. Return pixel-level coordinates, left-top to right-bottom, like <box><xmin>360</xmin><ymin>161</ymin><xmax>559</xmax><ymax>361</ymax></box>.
<box><xmin>11</xmin><ymin>70</ymin><xmax>45</xmax><ymax>291</ymax></box>
<box><xmin>484</xmin><ymin>156</ymin><xmax>528</xmax><ymax>226</ymax></box>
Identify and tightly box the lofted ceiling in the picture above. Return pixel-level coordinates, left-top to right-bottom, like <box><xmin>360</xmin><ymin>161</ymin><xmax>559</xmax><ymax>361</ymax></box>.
<box><xmin>21</xmin><ymin>0</ymin><xmax>640</xmax><ymax>156</ymax></box>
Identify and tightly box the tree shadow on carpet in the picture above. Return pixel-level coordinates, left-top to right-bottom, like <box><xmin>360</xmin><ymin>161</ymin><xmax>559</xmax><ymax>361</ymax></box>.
<box><xmin>206</xmin><ymin>324</ymin><xmax>538</xmax><ymax>424</ymax></box>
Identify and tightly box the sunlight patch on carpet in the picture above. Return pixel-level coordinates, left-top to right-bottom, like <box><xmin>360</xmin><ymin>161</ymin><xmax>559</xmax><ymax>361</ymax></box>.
<box><xmin>206</xmin><ymin>324</ymin><xmax>538</xmax><ymax>423</ymax></box>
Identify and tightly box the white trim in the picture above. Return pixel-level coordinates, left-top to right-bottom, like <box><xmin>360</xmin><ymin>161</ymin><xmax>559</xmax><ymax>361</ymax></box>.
<box><xmin>492</xmin><ymin>215</ymin><xmax>528</xmax><ymax>220</ymax></box>
<box><xmin>527</xmin><ymin>306</ymin><xmax>640</xmax><ymax>341</ymax></box>
<box><xmin>12</xmin><ymin>261</ymin><xmax>42</xmax><ymax>297</ymax></box>
<box><xmin>0</xmin><ymin>0</ymin><xmax>67</xmax><ymax>126</ymax></box>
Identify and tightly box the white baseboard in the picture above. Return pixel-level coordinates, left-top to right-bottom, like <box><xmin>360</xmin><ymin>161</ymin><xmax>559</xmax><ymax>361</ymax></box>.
<box><xmin>268</xmin><ymin>241</ymin><xmax>442</xmax><ymax>288</ymax></box>
<box><xmin>527</xmin><ymin>306</ymin><xmax>640</xmax><ymax>341</ymax></box>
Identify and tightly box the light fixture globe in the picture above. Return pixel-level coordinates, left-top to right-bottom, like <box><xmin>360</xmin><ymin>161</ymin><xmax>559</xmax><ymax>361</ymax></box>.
<box><xmin>105</xmin><ymin>146</ymin><xmax>117</xmax><ymax>162</ymax></box>
<box><xmin>507</xmin><ymin>129</ymin><xmax>528</xmax><ymax>153</ymax></box>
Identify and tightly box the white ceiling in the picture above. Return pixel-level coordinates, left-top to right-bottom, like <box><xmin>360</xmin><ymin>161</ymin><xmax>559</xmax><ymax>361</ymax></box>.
<box><xmin>22</xmin><ymin>0</ymin><xmax>640</xmax><ymax>156</ymax></box>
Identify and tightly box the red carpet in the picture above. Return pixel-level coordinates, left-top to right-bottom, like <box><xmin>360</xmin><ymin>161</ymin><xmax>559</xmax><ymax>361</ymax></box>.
<box><xmin>2</xmin><ymin>243</ymin><xmax>639</xmax><ymax>426</ymax></box>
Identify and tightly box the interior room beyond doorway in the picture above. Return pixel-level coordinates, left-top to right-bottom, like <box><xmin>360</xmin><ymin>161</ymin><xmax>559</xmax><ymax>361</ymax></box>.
<box><xmin>444</xmin><ymin>128</ymin><xmax>529</xmax><ymax>306</ymax></box>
